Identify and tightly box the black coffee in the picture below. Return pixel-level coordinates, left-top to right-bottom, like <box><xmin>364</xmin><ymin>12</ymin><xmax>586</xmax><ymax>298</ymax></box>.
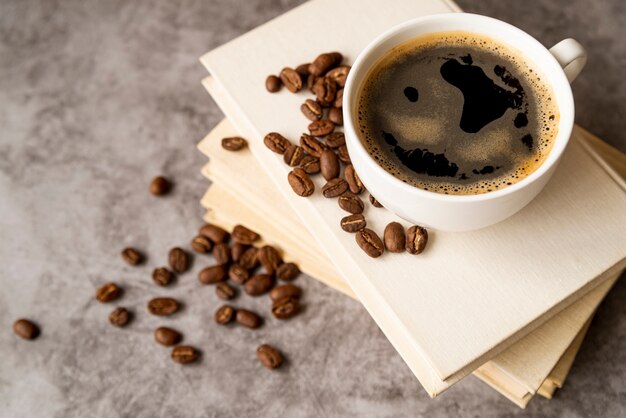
<box><xmin>357</xmin><ymin>31</ymin><xmax>559</xmax><ymax>195</ymax></box>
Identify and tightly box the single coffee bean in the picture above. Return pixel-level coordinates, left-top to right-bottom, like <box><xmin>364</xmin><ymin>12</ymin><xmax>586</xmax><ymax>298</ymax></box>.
<box><xmin>384</xmin><ymin>222</ymin><xmax>405</xmax><ymax>253</ymax></box>
<box><xmin>340</xmin><ymin>214</ymin><xmax>366</xmax><ymax>232</ymax></box>
<box><xmin>263</xmin><ymin>132</ymin><xmax>291</xmax><ymax>154</ymax></box>
<box><xmin>265</xmin><ymin>75</ymin><xmax>282</xmax><ymax>93</ymax></box>
<box><xmin>309</xmin><ymin>52</ymin><xmax>342</xmax><ymax>76</ymax></box>
<box><xmin>232</xmin><ymin>224</ymin><xmax>260</xmax><ymax>245</ymax></box>
<box><xmin>272</xmin><ymin>297</ymin><xmax>300</xmax><ymax>320</ymax></box>
<box><xmin>245</xmin><ymin>274</ymin><xmax>275</xmax><ymax>296</ymax></box>
<box><xmin>338</xmin><ymin>191</ymin><xmax>364</xmax><ymax>214</ymax></box>
<box><xmin>229</xmin><ymin>264</ymin><xmax>250</xmax><ymax>284</ymax></box>
<box><xmin>356</xmin><ymin>228</ymin><xmax>384</xmax><ymax>258</ymax></box>
<box><xmin>337</xmin><ymin>145</ymin><xmax>351</xmax><ymax>164</ymax></box>
<box><xmin>215</xmin><ymin>305</ymin><xmax>236</xmax><ymax>325</ymax></box>
<box><xmin>149</xmin><ymin>176</ymin><xmax>170</xmax><ymax>196</ymax></box>
<box><xmin>198</xmin><ymin>265</ymin><xmax>227</xmax><ymax>284</ymax></box>
<box><xmin>328</xmin><ymin>107</ymin><xmax>343</xmax><ymax>126</ymax></box>
<box><xmin>109</xmin><ymin>307</ymin><xmax>131</xmax><ymax>327</ymax></box>
<box><xmin>257</xmin><ymin>344</ymin><xmax>283</xmax><ymax>369</ymax></box>
<box><xmin>283</xmin><ymin>144</ymin><xmax>305</xmax><ymax>167</ymax></box>
<box><xmin>238</xmin><ymin>246</ymin><xmax>259</xmax><ymax>270</ymax></box>
<box><xmin>216</xmin><ymin>282</ymin><xmax>237</xmax><ymax>300</ymax></box>
<box><xmin>221</xmin><ymin>136</ymin><xmax>247</xmax><ymax>151</ymax></box>
<box><xmin>295</xmin><ymin>63</ymin><xmax>310</xmax><ymax>81</ymax></box>
<box><xmin>279</xmin><ymin>67</ymin><xmax>303</xmax><ymax>93</ymax></box>
<box><xmin>96</xmin><ymin>282</ymin><xmax>121</xmax><ymax>303</ymax></box>
<box><xmin>191</xmin><ymin>235</ymin><xmax>213</xmax><ymax>253</ymax></box>
<box><xmin>231</xmin><ymin>243</ymin><xmax>249</xmax><ymax>263</ymax></box>
<box><xmin>276</xmin><ymin>262</ymin><xmax>300</xmax><ymax>281</ymax></box>
<box><xmin>300</xmin><ymin>133</ymin><xmax>326</xmax><ymax>157</ymax></box>
<box><xmin>288</xmin><ymin>168</ymin><xmax>315</xmax><ymax>197</ymax></box>
<box><xmin>258</xmin><ymin>245</ymin><xmax>283</xmax><ymax>275</ymax></box>
<box><xmin>154</xmin><ymin>326</ymin><xmax>182</xmax><ymax>346</ymax></box>
<box><xmin>322</xmin><ymin>178</ymin><xmax>349</xmax><ymax>198</ymax></box>
<box><xmin>320</xmin><ymin>149</ymin><xmax>340</xmax><ymax>180</ymax></box>
<box><xmin>168</xmin><ymin>247</ymin><xmax>190</xmax><ymax>273</ymax></box>
<box><xmin>212</xmin><ymin>243</ymin><xmax>231</xmax><ymax>265</ymax></box>
<box><xmin>299</xmin><ymin>155</ymin><xmax>321</xmax><ymax>174</ymax></box>
<box><xmin>325</xmin><ymin>132</ymin><xmax>345</xmax><ymax>148</ymax></box>
<box><xmin>313</xmin><ymin>77</ymin><xmax>337</xmax><ymax>107</ymax></box>
<box><xmin>406</xmin><ymin>225</ymin><xmax>428</xmax><ymax>255</ymax></box>
<box><xmin>236</xmin><ymin>309</ymin><xmax>262</xmax><ymax>329</ymax></box>
<box><xmin>369</xmin><ymin>194</ymin><xmax>383</xmax><ymax>208</ymax></box>
<box><xmin>121</xmin><ymin>247</ymin><xmax>143</xmax><ymax>266</ymax></box>
<box><xmin>13</xmin><ymin>319</ymin><xmax>39</xmax><ymax>340</ymax></box>
<box><xmin>199</xmin><ymin>223</ymin><xmax>230</xmax><ymax>243</ymax></box>
<box><xmin>326</xmin><ymin>65</ymin><xmax>350</xmax><ymax>87</ymax></box>
<box><xmin>307</xmin><ymin>74</ymin><xmax>319</xmax><ymax>93</ymax></box>
<box><xmin>270</xmin><ymin>284</ymin><xmax>302</xmax><ymax>302</ymax></box>
<box><xmin>152</xmin><ymin>267</ymin><xmax>174</xmax><ymax>286</ymax></box>
<box><xmin>300</xmin><ymin>99</ymin><xmax>323</xmax><ymax>121</ymax></box>
<box><xmin>147</xmin><ymin>297</ymin><xmax>180</xmax><ymax>316</ymax></box>
<box><xmin>334</xmin><ymin>88</ymin><xmax>344</xmax><ymax>108</ymax></box>
<box><xmin>171</xmin><ymin>345</ymin><xmax>199</xmax><ymax>364</ymax></box>
<box><xmin>344</xmin><ymin>164</ymin><xmax>364</xmax><ymax>194</ymax></box>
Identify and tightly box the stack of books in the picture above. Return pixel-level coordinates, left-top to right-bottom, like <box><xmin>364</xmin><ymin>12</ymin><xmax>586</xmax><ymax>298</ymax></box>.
<box><xmin>196</xmin><ymin>0</ymin><xmax>626</xmax><ymax>408</ymax></box>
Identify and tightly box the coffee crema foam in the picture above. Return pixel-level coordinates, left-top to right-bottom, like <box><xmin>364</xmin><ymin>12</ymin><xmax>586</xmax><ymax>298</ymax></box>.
<box><xmin>356</xmin><ymin>31</ymin><xmax>559</xmax><ymax>195</ymax></box>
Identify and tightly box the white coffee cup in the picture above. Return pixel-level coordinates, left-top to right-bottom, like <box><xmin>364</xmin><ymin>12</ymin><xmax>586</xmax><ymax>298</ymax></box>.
<box><xmin>343</xmin><ymin>13</ymin><xmax>586</xmax><ymax>231</ymax></box>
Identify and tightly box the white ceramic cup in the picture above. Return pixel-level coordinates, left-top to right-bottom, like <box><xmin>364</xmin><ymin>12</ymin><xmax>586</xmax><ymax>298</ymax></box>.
<box><xmin>343</xmin><ymin>13</ymin><xmax>587</xmax><ymax>231</ymax></box>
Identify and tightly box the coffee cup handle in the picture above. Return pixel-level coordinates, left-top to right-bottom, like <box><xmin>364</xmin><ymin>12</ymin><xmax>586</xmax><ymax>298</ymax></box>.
<box><xmin>549</xmin><ymin>38</ymin><xmax>587</xmax><ymax>83</ymax></box>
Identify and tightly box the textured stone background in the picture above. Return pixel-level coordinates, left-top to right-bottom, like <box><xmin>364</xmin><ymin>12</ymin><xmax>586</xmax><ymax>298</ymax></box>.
<box><xmin>1</xmin><ymin>0</ymin><xmax>624</xmax><ymax>417</ymax></box>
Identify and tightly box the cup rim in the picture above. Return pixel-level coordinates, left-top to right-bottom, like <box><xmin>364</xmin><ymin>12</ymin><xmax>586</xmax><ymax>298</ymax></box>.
<box><xmin>343</xmin><ymin>13</ymin><xmax>575</xmax><ymax>203</ymax></box>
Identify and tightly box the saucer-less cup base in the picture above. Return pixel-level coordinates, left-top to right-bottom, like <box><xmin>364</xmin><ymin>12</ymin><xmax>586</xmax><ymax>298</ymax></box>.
<box><xmin>343</xmin><ymin>13</ymin><xmax>586</xmax><ymax>231</ymax></box>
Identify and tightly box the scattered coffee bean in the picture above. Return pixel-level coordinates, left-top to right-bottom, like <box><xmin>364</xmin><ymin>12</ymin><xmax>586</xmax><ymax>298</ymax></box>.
<box><xmin>265</xmin><ymin>75</ymin><xmax>282</xmax><ymax>93</ymax></box>
<box><xmin>198</xmin><ymin>265</ymin><xmax>227</xmax><ymax>284</ymax></box>
<box><xmin>312</xmin><ymin>77</ymin><xmax>337</xmax><ymax>107</ymax></box>
<box><xmin>299</xmin><ymin>155</ymin><xmax>321</xmax><ymax>174</ymax></box>
<box><xmin>334</xmin><ymin>88</ymin><xmax>344</xmax><ymax>108</ymax></box>
<box><xmin>221</xmin><ymin>136</ymin><xmax>248</xmax><ymax>151</ymax></box>
<box><xmin>257</xmin><ymin>344</ymin><xmax>283</xmax><ymax>369</ymax></box>
<box><xmin>325</xmin><ymin>132</ymin><xmax>345</xmax><ymax>148</ymax></box>
<box><xmin>244</xmin><ymin>274</ymin><xmax>275</xmax><ymax>296</ymax></box>
<box><xmin>13</xmin><ymin>319</ymin><xmax>39</xmax><ymax>340</ymax></box>
<box><xmin>283</xmin><ymin>144</ymin><xmax>305</xmax><ymax>167</ymax></box>
<box><xmin>147</xmin><ymin>297</ymin><xmax>180</xmax><ymax>316</ymax></box>
<box><xmin>295</xmin><ymin>63</ymin><xmax>310</xmax><ymax>81</ymax></box>
<box><xmin>320</xmin><ymin>149</ymin><xmax>340</xmax><ymax>180</ymax></box>
<box><xmin>236</xmin><ymin>309</ymin><xmax>262</xmax><ymax>329</ymax></box>
<box><xmin>308</xmin><ymin>119</ymin><xmax>335</xmax><ymax>137</ymax></box>
<box><xmin>300</xmin><ymin>133</ymin><xmax>326</xmax><ymax>157</ymax></box>
<box><xmin>340</xmin><ymin>214</ymin><xmax>366</xmax><ymax>232</ymax></box>
<box><xmin>279</xmin><ymin>67</ymin><xmax>303</xmax><ymax>93</ymax></box>
<box><xmin>276</xmin><ymin>262</ymin><xmax>300</xmax><ymax>281</ymax></box>
<box><xmin>109</xmin><ymin>307</ymin><xmax>131</xmax><ymax>327</ymax></box>
<box><xmin>96</xmin><ymin>282</ymin><xmax>121</xmax><ymax>303</ymax></box>
<box><xmin>369</xmin><ymin>194</ymin><xmax>383</xmax><ymax>208</ymax></box>
<box><xmin>307</xmin><ymin>74</ymin><xmax>319</xmax><ymax>93</ymax></box>
<box><xmin>300</xmin><ymin>99</ymin><xmax>323</xmax><ymax>121</ymax></box>
<box><xmin>215</xmin><ymin>305</ymin><xmax>236</xmax><ymax>325</ymax></box>
<box><xmin>288</xmin><ymin>168</ymin><xmax>315</xmax><ymax>197</ymax></box>
<box><xmin>270</xmin><ymin>284</ymin><xmax>302</xmax><ymax>302</ymax></box>
<box><xmin>337</xmin><ymin>145</ymin><xmax>351</xmax><ymax>164</ymax></box>
<box><xmin>272</xmin><ymin>297</ymin><xmax>300</xmax><ymax>319</ymax></box>
<box><xmin>322</xmin><ymin>178</ymin><xmax>348</xmax><ymax>198</ymax></box>
<box><xmin>384</xmin><ymin>222</ymin><xmax>405</xmax><ymax>253</ymax></box>
<box><xmin>191</xmin><ymin>235</ymin><xmax>213</xmax><ymax>253</ymax></box>
<box><xmin>328</xmin><ymin>106</ymin><xmax>343</xmax><ymax>126</ymax></box>
<box><xmin>406</xmin><ymin>225</ymin><xmax>428</xmax><ymax>255</ymax></box>
<box><xmin>229</xmin><ymin>264</ymin><xmax>250</xmax><ymax>284</ymax></box>
<box><xmin>212</xmin><ymin>242</ymin><xmax>231</xmax><ymax>265</ymax></box>
<box><xmin>121</xmin><ymin>247</ymin><xmax>143</xmax><ymax>266</ymax></box>
<box><xmin>152</xmin><ymin>267</ymin><xmax>174</xmax><ymax>286</ymax></box>
<box><xmin>168</xmin><ymin>247</ymin><xmax>190</xmax><ymax>273</ymax></box>
<box><xmin>356</xmin><ymin>228</ymin><xmax>384</xmax><ymax>258</ymax></box>
<box><xmin>238</xmin><ymin>246</ymin><xmax>259</xmax><ymax>270</ymax></box>
<box><xmin>232</xmin><ymin>225</ymin><xmax>260</xmax><ymax>245</ymax></box>
<box><xmin>264</xmin><ymin>132</ymin><xmax>291</xmax><ymax>154</ymax></box>
<box><xmin>338</xmin><ymin>191</ymin><xmax>364</xmax><ymax>214</ymax></box>
<box><xmin>199</xmin><ymin>223</ymin><xmax>230</xmax><ymax>243</ymax></box>
<box><xmin>258</xmin><ymin>245</ymin><xmax>283</xmax><ymax>275</ymax></box>
<box><xmin>231</xmin><ymin>243</ymin><xmax>249</xmax><ymax>263</ymax></box>
<box><xmin>309</xmin><ymin>52</ymin><xmax>342</xmax><ymax>76</ymax></box>
<box><xmin>149</xmin><ymin>176</ymin><xmax>170</xmax><ymax>196</ymax></box>
<box><xmin>171</xmin><ymin>345</ymin><xmax>199</xmax><ymax>364</ymax></box>
<box><xmin>344</xmin><ymin>164</ymin><xmax>364</xmax><ymax>194</ymax></box>
<box><xmin>154</xmin><ymin>326</ymin><xmax>182</xmax><ymax>346</ymax></box>
<box><xmin>216</xmin><ymin>282</ymin><xmax>237</xmax><ymax>300</ymax></box>
<box><xmin>326</xmin><ymin>65</ymin><xmax>350</xmax><ymax>87</ymax></box>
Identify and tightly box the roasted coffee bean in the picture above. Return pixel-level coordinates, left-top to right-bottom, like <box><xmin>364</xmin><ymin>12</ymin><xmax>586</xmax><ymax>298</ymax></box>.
<box><xmin>257</xmin><ymin>344</ymin><xmax>283</xmax><ymax>369</ymax></box>
<box><xmin>150</xmin><ymin>176</ymin><xmax>170</xmax><ymax>196</ymax></box>
<box><xmin>299</xmin><ymin>155</ymin><xmax>321</xmax><ymax>174</ymax></box>
<box><xmin>340</xmin><ymin>214</ymin><xmax>366</xmax><ymax>232</ymax></box>
<box><xmin>309</xmin><ymin>52</ymin><xmax>343</xmax><ymax>76</ymax></box>
<box><xmin>325</xmin><ymin>132</ymin><xmax>345</xmax><ymax>148</ymax></box>
<box><xmin>300</xmin><ymin>133</ymin><xmax>326</xmax><ymax>157</ymax></box>
<box><xmin>338</xmin><ymin>191</ymin><xmax>364</xmax><ymax>214</ymax></box>
<box><xmin>236</xmin><ymin>309</ymin><xmax>262</xmax><ymax>329</ymax></box>
<box><xmin>121</xmin><ymin>247</ymin><xmax>143</xmax><ymax>266</ymax></box>
<box><xmin>369</xmin><ymin>194</ymin><xmax>383</xmax><ymax>208</ymax></box>
<box><xmin>221</xmin><ymin>136</ymin><xmax>248</xmax><ymax>151</ymax></box>
<box><xmin>231</xmin><ymin>243</ymin><xmax>249</xmax><ymax>263</ymax></box>
<box><xmin>229</xmin><ymin>264</ymin><xmax>250</xmax><ymax>284</ymax></box>
<box><xmin>232</xmin><ymin>225</ymin><xmax>260</xmax><ymax>245</ymax></box>
<box><xmin>216</xmin><ymin>282</ymin><xmax>237</xmax><ymax>300</ymax></box>
<box><xmin>406</xmin><ymin>225</ymin><xmax>428</xmax><ymax>255</ymax></box>
<box><xmin>154</xmin><ymin>326</ymin><xmax>182</xmax><ymax>346</ymax></box>
<box><xmin>334</xmin><ymin>88</ymin><xmax>344</xmax><ymax>108</ymax></box>
<box><xmin>212</xmin><ymin>243</ymin><xmax>231</xmax><ymax>265</ymax></box>
<box><xmin>326</xmin><ymin>65</ymin><xmax>350</xmax><ymax>87</ymax></box>
<box><xmin>272</xmin><ymin>297</ymin><xmax>300</xmax><ymax>319</ymax></box>
<box><xmin>263</xmin><ymin>132</ymin><xmax>291</xmax><ymax>154</ymax></box>
<box><xmin>153</xmin><ymin>267</ymin><xmax>174</xmax><ymax>286</ymax></box>
<box><xmin>270</xmin><ymin>284</ymin><xmax>302</xmax><ymax>302</ymax></box>
<box><xmin>356</xmin><ymin>228</ymin><xmax>384</xmax><ymax>258</ymax></box>
<box><xmin>199</xmin><ymin>223</ymin><xmax>230</xmax><ymax>243</ymax></box>
<box><xmin>215</xmin><ymin>305</ymin><xmax>236</xmax><ymax>325</ymax></box>
<box><xmin>148</xmin><ymin>297</ymin><xmax>180</xmax><ymax>316</ymax></box>
<box><xmin>238</xmin><ymin>247</ymin><xmax>259</xmax><ymax>270</ymax></box>
<box><xmin>245</xmin><ymin>274</ymin><xmax>275</xmax><ymax>296</ymax></box>
<box><xmin>279</xmin><ymin>67</ymin><xmax>303</xmax><ymax>93</ymax></box>
<box><xmin>344</xmin><ymin>164</ymin><xmax>364</xmax><ymax>194</ymax></box>
<box><xmin>191</xmin><ymin>235</ymin><xmax>213</xmax><ymax>253</ymax></box>
<box><xmin>384</xmin><ymin>222</ymin><xmax>405</xmax><ymax>253</ymax></box>
<box><xmin>258</xmin><ymin>245</ymin><xmax>283</xmax><ymax>275</ymax></box>
<box><xmin>198</xmin><ymin>265</ymin><xmax>227</xmax><ymax>284</ymax></box>
<box><xmin>307</xmin><ymin>74</ymin><xmax>319</xmax><ymax>93</ymax></box>
<box><xmin>171</xmin><ymin>345</ymin><xmax>199</xmax><ymax>364</ymax></box>
<box><xmin>109</xmin><ymin>307</ymin><xmax>131</xmax><ymax>327</ymax></box>
<box><xmin>337</xmin><ymin>145</ymin><xmax>351</xmax><ymax>164</ymax></box>
<box><xmin>320</xmin><ymin>149</ymin><xmax>340</xmax><ymax>180</ymax></box>
<box><xmin>168</xmin><ymin>247</ymin><xmax>190</xmax><ymax>273</ymax></box>
<box><xmin>96</xmin><ymin>282</ymin><xmax>121</xmax><ymax>303</ymax></box>
<box><xmin>288</xmin><ymin>168</ymin><xmax>315</xmax><ymax>197</ymax></box>
<box><xmin>295</xmin><ymin>63</ymin><xmax>310</xmax><ymax>81</ymax></box>
<box><xmin>13</xmin><ymin>319</ymin><xmax>39</xmax><ymax>340</ymax></box>
<box><xmin>300</xmin><ymin>99</ymin><xmax>323</xmax><ymax>121</ymax></box>
<box><xmin>283</xmin><ymin>144</ymin><xmax>305</xmax><ymax>167</ymax></box>
<box><xmin>276</xmin><ymin>262</ymin><xmax>300</xmax><ymax>281</ymax></box>
<box><xmin>322</xmin><ymin>178</ymin><xmax>348</xmax><ymax>198</ymax></box>
<box><xmin>313</xmin><ymin>77</ymin><xmax>337</xmax><ymax>107</ymax></box>
<box><xmin>265</xmin><ymin>75</ymin><xmax>282</xmax><ymax>93</ymax></box>
<box><xmin>328</xmin><ymin>107</ymin><xmax>343</xmax><ymax>126</ymax></box>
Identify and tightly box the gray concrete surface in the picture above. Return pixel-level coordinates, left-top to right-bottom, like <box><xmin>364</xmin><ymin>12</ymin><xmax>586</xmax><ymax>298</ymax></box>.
<box><xmin>1</xmin><ymin>0</ymin><xmax>625</xmax><ymax>417</ymax></box>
